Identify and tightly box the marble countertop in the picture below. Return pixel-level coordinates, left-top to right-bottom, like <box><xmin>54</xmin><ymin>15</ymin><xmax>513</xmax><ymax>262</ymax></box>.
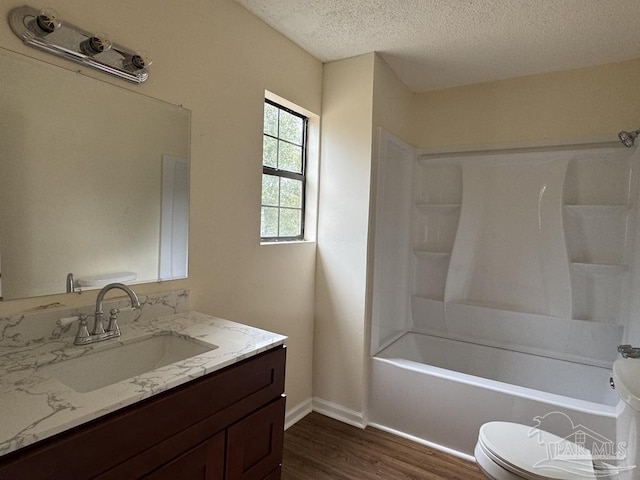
<box><xmin>0</xmin><ymin>311</ymin><xmax>286</xmax><ymax>457</ymax></box>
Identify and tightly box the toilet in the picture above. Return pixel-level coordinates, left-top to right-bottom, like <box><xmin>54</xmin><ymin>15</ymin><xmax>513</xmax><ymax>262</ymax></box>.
<box><xmin>475</xmin><ymin>357</ymin><xmax>640</xmax><ymax>480</ymax></box>
<box><xmin>475</xmin><ymin>422</ymin><xmax>596</xmax><ymax>480</ymax></box>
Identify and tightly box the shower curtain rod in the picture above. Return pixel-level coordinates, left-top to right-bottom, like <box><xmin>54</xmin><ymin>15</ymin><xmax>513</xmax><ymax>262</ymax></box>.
<box><xmin>418</xmin><ymin>139</ymin><xmax>625</xmax><ymax>161</ymax></box>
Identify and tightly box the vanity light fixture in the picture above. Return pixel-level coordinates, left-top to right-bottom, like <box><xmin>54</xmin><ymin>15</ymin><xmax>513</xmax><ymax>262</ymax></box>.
<box><xmin>8</xmin><ymin>6</ymin><xmax>151</xmax><ymax>83</ymax></box>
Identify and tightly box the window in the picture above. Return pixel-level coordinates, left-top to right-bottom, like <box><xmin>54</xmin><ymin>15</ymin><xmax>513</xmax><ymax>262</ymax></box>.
<box><xmin>261</xmin><ymin>99</ymin><xmax>308</xmax><ymax>241</ymax></box>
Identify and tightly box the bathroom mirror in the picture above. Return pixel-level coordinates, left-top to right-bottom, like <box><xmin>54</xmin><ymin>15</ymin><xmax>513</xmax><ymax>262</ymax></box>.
<box><xmin>0</xmin><ymin>48</ymin><xmax>190</xmax><ymax>301</ymax></box>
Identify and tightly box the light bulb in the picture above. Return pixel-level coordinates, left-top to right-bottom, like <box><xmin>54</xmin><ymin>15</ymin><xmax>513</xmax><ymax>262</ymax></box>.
<box><xmin>32</xmin><ymin>8</ymin><xmax>61</xmax><ymax>36</ymax></box>
<box><xmin>123</xmin><ymin>50</ymin><xmax>151</xmax><ymax>72</ymax></box>
<box><xmin>80</xmin><ymin>33</ymin><xmax>112</xmax><ymax>56</ymax></box>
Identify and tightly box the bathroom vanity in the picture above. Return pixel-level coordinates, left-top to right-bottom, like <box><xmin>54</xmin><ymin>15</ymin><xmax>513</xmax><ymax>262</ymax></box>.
<box><xmin>0</xmin><ymin>307</ymin><xmax>287</xmax><ymax>480</ymax></box>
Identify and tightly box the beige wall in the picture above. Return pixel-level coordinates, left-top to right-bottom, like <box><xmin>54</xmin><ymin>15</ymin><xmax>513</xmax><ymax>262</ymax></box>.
<box><xmin>0</xmin><ymin>0</ymin><xmax>322</xmax><ymax>413</ymax></box>
<box><xmin>372</xmin><ymin>55</ymin><xmax>416</xmax><ymax>144</ymax></box>
<box><xmin>414</xmin><ymin>58</ymin><xmax>640</xmax><ymax>149</ymax></box>
<box><xmin>313</xmin><ymin>53</ymin><xmax>414</xmax><ymax>417</ymax></box>
<box><xmin>314</xmin><ymin>54</ymin><xmax>375</xmax><ymax>415</ymax></box>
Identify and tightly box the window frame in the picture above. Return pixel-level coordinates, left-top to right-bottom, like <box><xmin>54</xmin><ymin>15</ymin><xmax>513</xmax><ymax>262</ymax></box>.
<box><xmin>261</xmin><ymin>98</ymin><xmax>309</xmax><ymax>242</ymax></box>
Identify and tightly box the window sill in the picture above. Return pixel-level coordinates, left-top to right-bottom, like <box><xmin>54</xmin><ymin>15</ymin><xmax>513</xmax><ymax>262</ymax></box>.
<box><xmin>260</xmin><ymin>239</ymin><xmax>316</xmax><ymax>246</ymax></box>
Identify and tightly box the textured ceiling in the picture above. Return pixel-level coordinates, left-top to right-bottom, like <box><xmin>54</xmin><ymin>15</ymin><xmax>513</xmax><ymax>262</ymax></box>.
<box><xmin>234</xmin><ymin>0</ymin><xmax>640</xmax><ymax>92</ymax></box>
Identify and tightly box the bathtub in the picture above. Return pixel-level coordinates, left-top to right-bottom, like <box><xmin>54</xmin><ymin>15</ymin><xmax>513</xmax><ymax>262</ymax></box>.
<box><xmin>368</xmin><ymin>332</ymin><xmax>618</xmax><ymax>459</ymax></box>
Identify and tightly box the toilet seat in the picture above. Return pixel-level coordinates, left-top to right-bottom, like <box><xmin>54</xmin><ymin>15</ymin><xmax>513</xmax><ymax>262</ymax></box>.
<box><xmin>475</xmin><ymin>422</ymin><xmax>596</xmax><ymax>480</ymax></box>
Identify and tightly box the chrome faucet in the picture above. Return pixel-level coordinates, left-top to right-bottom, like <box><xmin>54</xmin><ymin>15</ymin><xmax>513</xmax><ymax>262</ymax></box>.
<box><xmin>74</xmin><ymin>283</ymin><xmax>140</xmax><ymax>345</ymax></box>
<box><xmin>618</xmin><ymin>345</ymin><xmax>640</xmax><ymax>359</ymax></box>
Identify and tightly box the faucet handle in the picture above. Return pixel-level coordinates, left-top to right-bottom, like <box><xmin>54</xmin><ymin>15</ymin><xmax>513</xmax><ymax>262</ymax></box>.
<box><xmin>73</xmin><ymin>315</ymin><xmax>91</xmax><ymax>345</ymax></box>
<box><xmin>618</xmin><ymin>344</ymin><xmax>640</xmax><ymax>358</ymax></box>
<box><xmin>106</xmin><ymin>308</ymin><xmax>121</xmax><ymax>335</ymax></box>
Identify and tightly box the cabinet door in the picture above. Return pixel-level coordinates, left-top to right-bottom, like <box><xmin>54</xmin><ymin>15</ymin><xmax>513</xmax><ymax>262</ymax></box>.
<box><xmin>226</xmin><ymin>396</ymin><xmax>285</xmax><ymax>480</ymax></box>
<box><xmin>143</xmin><ymin>432</ymin><xmax>225</xmax><ymax>480</ymax></box>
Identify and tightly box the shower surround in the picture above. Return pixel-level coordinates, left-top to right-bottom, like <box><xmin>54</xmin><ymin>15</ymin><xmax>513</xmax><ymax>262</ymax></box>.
<box><xmin>368</xmin><ymin>129</ymin><xmax>640</xmax><ymax>456</ymax></box>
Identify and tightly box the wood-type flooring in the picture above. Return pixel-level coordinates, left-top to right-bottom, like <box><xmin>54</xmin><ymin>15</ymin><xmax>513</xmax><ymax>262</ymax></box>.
<box><xmin>282</xmin><ymin>412</ymin><xmax>485</xmax><ymax>480</ymax></box>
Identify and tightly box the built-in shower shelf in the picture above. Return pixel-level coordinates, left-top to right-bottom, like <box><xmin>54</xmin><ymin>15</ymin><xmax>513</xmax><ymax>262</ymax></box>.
<box><xmin>415</xmin><ymin>203</ymin><xmax>461</xmax><ymax>214</ymax></box>
<box><xmin>413</xmin><ymin>249</ymin><xmax>451</xmax><ymax>259</ymax></box>
<box><xmin>412</xmin><ymin>294</ymin><xmax>445</xmax><ymax>302</ymax></box>
<box><xmin>564</xmin><ymin>205</ymin><xmax>630</xmax><ymax>216</ymax></box>
<box><xmin>446</xmin><ymin>299</ymin><xmax>544</xmax><ymax>315</ymax></box>
<box><xmin>570</xmin><ymin>262</ymin><xmax>628</xmax><ymax>275</ymax></box>
<box><xmin>417</xmin><ymin>155</ymin><xmax>462</xmax><ymax>167</ymax></box>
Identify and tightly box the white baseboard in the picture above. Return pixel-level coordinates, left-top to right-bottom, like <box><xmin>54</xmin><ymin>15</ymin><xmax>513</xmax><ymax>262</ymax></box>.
<box><xmin>367</xmin><ymin>421</ymin><xmax>476</xmax><ymax>463</ymax></box>
<box><xmin>312</xmin><ymin>397</ymin><xmax>366</xmax><ymax>429</ymax></box>
<box><xmin>285</xmin><ymin>398</ymin><xmax>313</xmax><ymax>430</ymax></box>
<box><xmin>284</xmin><ymin>397</ymin><xmax>365</xmax><ymax>431</ymax></box>
<box><xmin>286</xmin><ymin>399</ymin><xmax>474</xmax><ymax>464</ymax></box>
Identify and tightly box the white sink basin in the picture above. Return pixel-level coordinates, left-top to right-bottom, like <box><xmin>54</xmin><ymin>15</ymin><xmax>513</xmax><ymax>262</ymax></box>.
<box><xmin>40</xmin><ymin>334</ymin><xmax>218</xmax><ymax>393</ymax></box>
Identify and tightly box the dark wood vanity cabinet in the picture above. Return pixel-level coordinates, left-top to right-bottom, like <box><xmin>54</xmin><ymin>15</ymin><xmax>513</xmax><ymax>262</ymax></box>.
<box><xmin>143</xmin><ymin>432</ymin><xmax>226</xmax><ymax>480</ymax></box>
<box><xmin>0</xmin><ymin>346</ymin><xmax>286</xmax><ymax>480</ymax></box>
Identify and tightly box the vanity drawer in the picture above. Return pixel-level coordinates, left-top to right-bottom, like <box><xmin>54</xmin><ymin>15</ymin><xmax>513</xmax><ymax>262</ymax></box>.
<box><xmin>142</xmin><ymin>432</ymin><xmax>225</xmax><ymax>480</ymax></box>
<box><xmin>0</xmin><ymin>346</ymin><xmax>286</xmax><ymax>480</ymax></box>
